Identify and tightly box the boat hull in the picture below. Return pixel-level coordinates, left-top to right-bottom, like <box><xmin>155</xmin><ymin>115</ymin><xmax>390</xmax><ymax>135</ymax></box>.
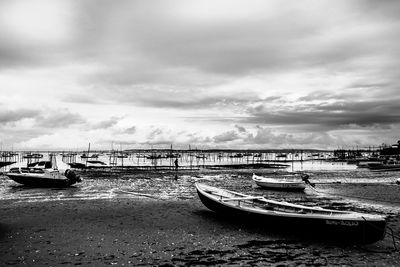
<box><xmin>254</xmin><ymin>180</ymin><xmax>305</xmax><ymax>191</ymax></box>
<box><xmin>196</xmin><ymin>186</ymin><xmax>386</xmax><ymax>244</ymax></box>
<box><xmin>7</xmin><ymin>174</ymin><xmax>76</xmax><ymax>187</ymax></box>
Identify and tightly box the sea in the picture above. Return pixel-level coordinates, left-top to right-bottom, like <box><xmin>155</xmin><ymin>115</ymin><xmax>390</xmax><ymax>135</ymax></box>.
<box><xmin>1</xmin><ymin>153</ymin><xmax>400</xmax><ymax>218</ymax></box>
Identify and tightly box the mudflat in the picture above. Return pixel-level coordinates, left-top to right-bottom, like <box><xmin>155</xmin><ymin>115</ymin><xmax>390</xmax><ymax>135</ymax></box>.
<box><xmin>1</xmin><ymin>195</ymin><xmax>399</xmax><ymax>266</ymax></box>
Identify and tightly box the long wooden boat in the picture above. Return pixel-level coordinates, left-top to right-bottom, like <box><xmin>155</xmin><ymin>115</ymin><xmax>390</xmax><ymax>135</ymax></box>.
<box><xmin>195</xmin><ymin>183</ymin><xmax>386</xmax><ymax>244</ymax></box>
<box><xmin>252</xmin><ymin>173</ymin><xmax>306</xmax><ymax>191</ymax></box>
<box><xmin>6</xmin><ymin>167</ymin><xmax>81</xmax><ymax>187</ymax></box>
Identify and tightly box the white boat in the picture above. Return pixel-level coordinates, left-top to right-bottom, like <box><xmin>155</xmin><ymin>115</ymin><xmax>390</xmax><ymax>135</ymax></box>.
<box><xmin>195</xmin><ymin>183</ymin><xmax>386</xmax><ymax>244</ymax></box>
<box><xmin>252</xmin><ymin>173</ymin><xmax>308</xmax><ymax>191</ymax></box>
<box><xmin>6</xmin><ymin>155</ymin><xmax>81</xmax><ymax>187</ymax></box>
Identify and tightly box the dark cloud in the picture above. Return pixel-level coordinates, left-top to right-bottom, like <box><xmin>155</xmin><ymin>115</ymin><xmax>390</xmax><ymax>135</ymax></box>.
<box><xmin>123</xmin><ymin>126</ymin><xmax>136</xmax><ymax>134</ymax></box>
<box><xmin>34</xmin><ymin>109</ymin><xmax>86</xmax><ymax>128</ymax></box>
<box><xmin>245</xmin><ymin>99</ymin><xmax>400</xmax><ymax>130</ymax></box>
<box><xmin>91</xmin><ymin>117</ymin><xmax>120</xmax><ymax>129</ymax></box>
<box><xmin>235</xmin><ymin>125</ymin><xmax>247</xmax><ymax>133</ymax></box>
<box><xmin>0</xmin><ymin>128</ymin><xmax>49</xmax><ymax>144</ymax></box>
<box><xmin>0</xmin><ymin>108</ymin><xmax>40</xmax><ymax>125</ymax></box>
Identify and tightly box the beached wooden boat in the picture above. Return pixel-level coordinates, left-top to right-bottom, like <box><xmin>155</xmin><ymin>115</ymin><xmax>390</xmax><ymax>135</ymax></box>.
<box><xmin>252</xmin><ymin>173</ymin><xmax>306</xmax><ymax>191</ymax></box>
<box><xmin>195</xmin><ymin>183</ymin><xmax>386</xmax><ymax>244</ymax></box>
<box><xmin>6</xmin><ymin>167</ymin><xmax>81</xmax><ymax>187</ymax></box>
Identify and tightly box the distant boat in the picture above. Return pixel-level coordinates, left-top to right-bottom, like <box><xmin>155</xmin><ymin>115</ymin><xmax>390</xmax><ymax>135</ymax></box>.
<box><xmin>68</xmin><ymin>160</ymin><xmax>108</xmax><ymax>169</ymax></box>
<box><xmin>81</xmin><ymin>153</ymin><xmax>99</xmax><ymax>159</ymax></box>
<box><xmin>252</xmin><ymin>173</ymin><xmax>308</xmax><ymax>191</ymax></box>
<box><xmin>0</xmin><ymin>161</ymin><xmax>16</xmax><ymax>168</ymax></box>
<box><xmin>23</xmin><ymin>153</ymin><xmax>43</xmax><ymax>159</ymax></box>
<box><xmin>165</xmin><ymin>153</ymin><xmax>181</xmax><ymax>158</ymax></box>
<box><xmin>146</xmin><ymin>154</ymin><xmax>162</xmax><ymax>160</ymax></box>
<box><xmin>195</xmin><ymin>183</ymin><xmax>386</xmax><ymax>244</ymax></box>
<box><xmin>27</xmin><ymin>160</ymin><xmax>52</xmax><ymax>168</ymax></box>
<box><xmin>276</xmin><ymin>153</ymin><xmax>287</xmax><ymax>158</ymax></box>
<box><xmin>367</xmin><ymin>159</ymin><xmax>400</xmax><ymax>171</ymax></box>
<box><xmin>6</xmin><ymin>156</ymin><xmax>81</xmax><ymax>187</ymax></box>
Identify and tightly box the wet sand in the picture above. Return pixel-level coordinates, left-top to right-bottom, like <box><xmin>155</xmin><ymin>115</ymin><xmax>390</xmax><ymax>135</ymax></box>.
<box><xmin>1</xmin><ymin>196</ymin><xmax>400</xmax><ymax>266</ymax></box>
<box><xmin>1</xmin><ymin>168</ymin><xmax>400</xmax><ymax>266</ymax></box>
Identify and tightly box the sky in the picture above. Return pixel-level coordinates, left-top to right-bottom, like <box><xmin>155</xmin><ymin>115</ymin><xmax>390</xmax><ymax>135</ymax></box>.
<box><xmin>0</xmin><ymin>0</ymin><xmax>400</xmax><ymax>151</ymax></box>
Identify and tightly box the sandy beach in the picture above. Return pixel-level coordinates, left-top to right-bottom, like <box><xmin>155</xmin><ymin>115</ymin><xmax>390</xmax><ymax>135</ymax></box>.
<box><xmin>1</xmin><ymin>169</ymin><xmax>400</xmax><ymax>266</ymax></box>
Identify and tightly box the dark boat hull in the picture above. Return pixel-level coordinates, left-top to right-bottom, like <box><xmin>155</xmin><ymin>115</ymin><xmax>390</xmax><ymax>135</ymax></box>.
<box><xmin>0</xmin><ymin>161</ymin><xmax>15</xmax><ymax>168</ymax></box>
<box><xmin>197</xmin><ymin>189</ymin><xmax>386</xmax><ymax>244</ymax></box>
<box><xmin>254</xmin><ymin>182</ymin><xmax>305</xmax><ymax>192</ymax></box>
<box><xmin>7</xmin><ymin>175</ymin><xmax>75</xmax><ymax>188</ymax></box>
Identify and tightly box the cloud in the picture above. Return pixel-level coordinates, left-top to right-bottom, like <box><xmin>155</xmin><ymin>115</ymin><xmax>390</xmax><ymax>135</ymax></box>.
<box><xmin>34</xmin><ymin>109</ymin><xmax>86</xmax><ymax>128</ymax></box>
<box><xmin>0</xmin><ymin>128</ymin><xmax>49</xmax><ymax>144</ymax></box>
<box><xmin>91</xmin><ymin>116</ymin><xmax>120</xmax><ymax>130</ymax></box>
<box><xmin>213</xmin><ymin>131</ymin><xmax>240</xmax><ymax>143</ymax></box>
<box><xmin>1</xmin><ymin>0</ymin><xmax>400</xmax><ymax>149</ymax></box>
<box><xmin>63</xmin><ymin>93</ymin><xmax>101</xmax><ymax>104</ymax></box>
<box><xmin>0</xmin><ymin>108</ymin><xmax>40</xmax><ymax>125</ymax></box>
<box><xmin>235</xmin><ymin>125</ymin><xmax>248</xmax><ymax>133</ymax></box>
<box><xmin>147</xmin><ymin>128</ymin><xmax>163</xmax><ymax>140</ymax></box>
<box><xmin>123</xmin><ymin>126</ymin><xmax>136</xmax><ymax>134</ymax></box>
<box><xmin>245</xmin><ymin>99</ymin><xmax>400</xmax><ymax>130</ymax></box>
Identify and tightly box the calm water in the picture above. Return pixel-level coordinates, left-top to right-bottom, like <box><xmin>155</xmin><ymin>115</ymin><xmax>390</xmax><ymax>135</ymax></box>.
<box><xmin>1</xmin><ymin>160</ymin><xmax>400</xmax><ymax>216</ymax></box>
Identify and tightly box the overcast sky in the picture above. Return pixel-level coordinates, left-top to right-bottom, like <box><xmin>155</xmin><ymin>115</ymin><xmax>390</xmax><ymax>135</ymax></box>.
<box><xmin>1</xmin><ymin>0</ymin><xmax>399</xmax><ymax>150</ymax></box>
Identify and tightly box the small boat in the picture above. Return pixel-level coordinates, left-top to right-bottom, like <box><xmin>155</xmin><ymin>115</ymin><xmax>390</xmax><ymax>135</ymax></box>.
<box><xmin>6</xmin><ymin>155</ymin><xmax>81</xmax><ymax>187</ymax></box>
<box><xmin>81</xmin><ymin>153</ymin><xmax>99</xmax><ymax>159</ymax></box>
<box><xmin>23</xmin><ymin>153</ymin><xmax>43</xmax><ymax>159</ymax></box>
<box><xmin>252</xmin><ymin>173</ymin><xmax>308</xmax><ymax>191</ymax></box>
<box><xmin>195</xmin><ymin>183</ymin><xmax>386</xmax><ymax>244</ymax></box>
<box><xmin>68</xmin><ymin>160</ymin><xmax>108</xmax><ymax>169</ymax></box>
<box><xmin>0</xmin><ymin>161</ymin><xmax>15</xmax><ymax>168</ymax></box>
<box><xmin>367</xmin><ymin>159</ymin><xmax>400</xmax><ymax>171</ymax></box>
<box><xmin>6</xmin><ymin>167</ymin><xmax>81</xmax><ymax>187</ymax></box>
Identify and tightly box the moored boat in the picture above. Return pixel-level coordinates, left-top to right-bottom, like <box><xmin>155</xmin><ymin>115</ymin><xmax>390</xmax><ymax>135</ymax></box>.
<box><xmin>195</xmin><ymin>183</ymin><xmax>386</xmax><ymax>244</ymax></box>
<box><xmin>367</xmin><ymin>160</ymin><xmax>400</xmax><ymax>171</ymax></box>
<box><xmin>6</xmin><ymin>167</ymin><xmax>81</xmax><ymax>187</ymax></box>
<box><xmin>6</xmin><ymin>155</ymin><xmax>81</xmax><ymax>187</ymax></box>
<box><xmin>252</xmin><ymin>173</ymin><xmax>307</xmax><ymax>191</ymax></box>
